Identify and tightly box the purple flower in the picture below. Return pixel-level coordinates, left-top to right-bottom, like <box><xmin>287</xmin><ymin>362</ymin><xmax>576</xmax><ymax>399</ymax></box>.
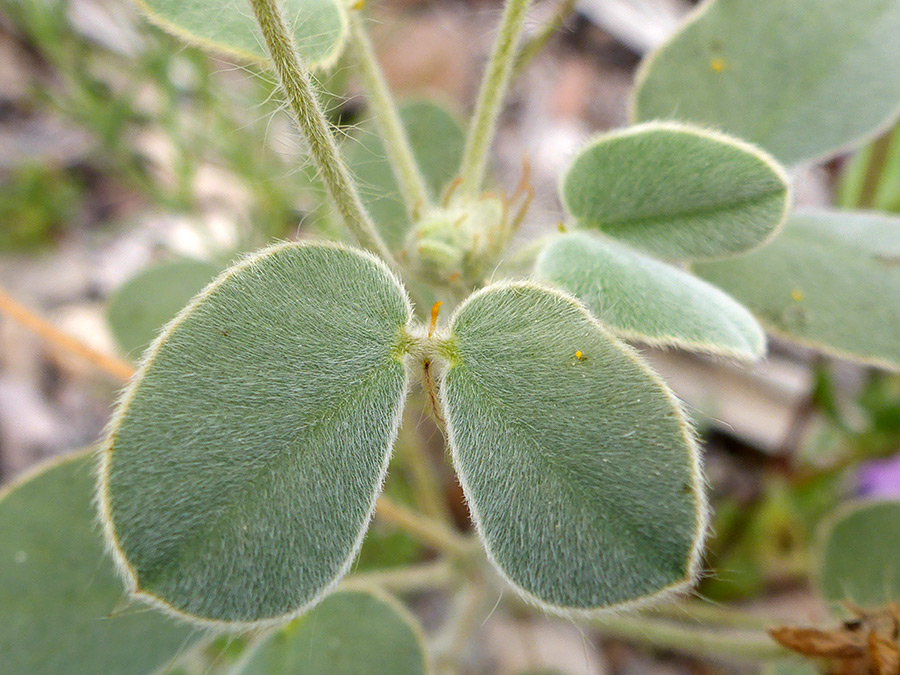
<box><xmin>857</xmin><ymin>453</ymin><xmax>900</xmax><ymax>498</ymax></box>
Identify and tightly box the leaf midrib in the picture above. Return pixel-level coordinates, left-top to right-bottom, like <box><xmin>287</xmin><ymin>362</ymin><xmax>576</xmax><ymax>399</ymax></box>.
<box><xmin>448</xmin><ymin>364</ymin><xmax>688</xmax><ymax>578</ymax></box>
<box><xmin>131</xmin><ymin>360</ymin><xmax>400</xmax><ymax>610</ymax></box>
<box><xmin>579</xmin><ymin>187</ymin><xmax>782</xmax><ymax>232</ymax></box>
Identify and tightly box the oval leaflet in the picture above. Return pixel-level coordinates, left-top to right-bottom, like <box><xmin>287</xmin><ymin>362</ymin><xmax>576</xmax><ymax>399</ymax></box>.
<box><xmin>440</xmin><ymin>282</ymin><xmax>707</xmax><ymax>612</ymax></box>
<box><xmin>99</xmin><ymin>242</ymin><xmax>413</xmax><ymax>626</ymax></box>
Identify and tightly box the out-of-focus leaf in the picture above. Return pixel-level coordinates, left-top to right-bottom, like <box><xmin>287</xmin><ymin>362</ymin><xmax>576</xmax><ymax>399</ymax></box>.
<box><xmin>107</xmin><ymin>258</ymin><xmax>221</xmax><ymax>358</ymax></box>
<box><xmin>695</xmin><ymin>210</ymin><xmax>900</xmax><ymax>371</ymax></box>
<box><xmin>0</xmin><ymin>450</ymin><xmax>201</xmax><ymax>675</ymax></box>
<box><xmin>139</xmin><ymin>0</ymin><xmax>347</xmax><ymax>67</ymax></box>
<box><xmin>238</xmin><ymin>589</ymin><xmax>429</xmax><ymax>674</ymax></box>
<box><xmin>816</xmin><ymin>500</ymin><xmax>900</xmax><ymax>608</ymax></box>
<box><xmin>633</xmin><ymin>0</ymin><xmax>900</xmax><ymax>165</ymax></box>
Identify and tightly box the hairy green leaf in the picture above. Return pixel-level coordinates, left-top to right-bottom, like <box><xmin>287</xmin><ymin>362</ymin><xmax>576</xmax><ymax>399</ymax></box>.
<box><xmin>107</xmin><ymin>259</ymin><xmax>221</xmax><ymax>358</ymax></box>
<box><xmin>440</xmin><ymin>282</ymin><xmax>707</xmax><ymax>612</ymax></box>
<box><xmin>561</xmin><ymin>122</ymin><xmax>789</xmax><ymax>260</ymax></box>
<box><xmin>99</xmin><ymin>242</ymin><xmax>413</xmax><ymax>626</ymax></box>
<box><xmin>694</xmin><ymin>210</ymin><xmax>900</xmax><ymax>370</ymax></box>
<box><xmin>633</xmin><ymin>0</ymin><xmax>900</xmax><ymax>166</ymax></box>
<box><xmin>347</xmin><ymin>100</ymin><xmax>465</xmax><ymax>249</ymax></box>
<box><xmin>0</xmin><ymin>450</ymin><xmax>200</xmax><ymax>675</ymax></box>
<box><xmin>535</xmin><ymin>232</ymin><xmax>765</xmax><ymax>359</ymax></box>
<box><xmin>816</xmin><ymin>500</ymin><xmax>900</xmax><ymax>608</ymax></box>
<box><xmin>239</xmin><ymin>589</ymin><xmax>429</xmax><ymax>674</ymax></box>
<box><xmin>138</xmin><ymin>0</ymin><xmax>347</xmax><ymax>67</ymax></box>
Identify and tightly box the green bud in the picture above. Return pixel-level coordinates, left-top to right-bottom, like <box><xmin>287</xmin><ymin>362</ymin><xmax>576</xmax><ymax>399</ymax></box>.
<box><xmin>402</xmin><ymin>197</ymin><xmax>505</xmax><ymax>288</ymax></box>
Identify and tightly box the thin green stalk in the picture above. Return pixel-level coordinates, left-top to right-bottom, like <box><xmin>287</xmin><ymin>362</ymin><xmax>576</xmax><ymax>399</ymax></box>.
<box><xmin>589</xmin><ymin>614</ymin><xmax>788</xmax><ymax>661</ymax></box>
<box><xmin>347</xmin><ymin>560</ymin><xmax>460</xmax><ymax>593</ymax></box>
<box><xmin>502</xmin><ymin>589</ymin><xmax>786</xmax><ymax>662</ymax></box>
<box><xmin>248</xmin><ymin>0</ymin><xmax>395</xmax><ymax>264</ymax></box>
<box><xmin>857</xmin><ymin>130</ymin><xmax>894</xmax><ymax>208</ymax></box>
<box><xmin>376</xmin><ymin>496</ymin><xmax>475</xmax><ymax>558</ymax></box>
<box><xmin>458</xmin><ymin>0</ymin><xmax>534</xmax><ymax>196</ymax></box>
<box><xmin>350</xmin><ymin>13</ymin><xmax>432</xmax><ymax>220</ymax></box>
<box><xmin>434</xmin><ymin>576</ymin><xmax>489</xmax><ymax>674</ymax></box>
<box><xmin>397</xmin><ymin>414</ymin><xmax>455</xmax><ymax>523</ymax></box>
<box><xmin>640</xmin><ymin>599</ymin><xmax>778</xmax><ymax>631</ymax></box>
<box><xmin>513</xmin><ymin>0</ymin><xmax>577</xmax><ymax>77</ymax></box>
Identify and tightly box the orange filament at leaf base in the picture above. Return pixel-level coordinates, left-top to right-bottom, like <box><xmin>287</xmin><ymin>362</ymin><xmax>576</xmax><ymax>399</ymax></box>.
<box><xmin>429</xmin><ymin>302</ymin><xmax>443</xmax><ymax>338</ymax></box>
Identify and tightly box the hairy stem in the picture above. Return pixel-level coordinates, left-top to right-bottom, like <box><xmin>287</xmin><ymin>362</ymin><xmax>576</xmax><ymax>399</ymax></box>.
<box><xmin>641</xmin><ymin>598</ymin><xmax>779</xmax><ymax>631</ymax></box>
<box><xmin>347</xmin><ymin>560</ymin><xmax>460</xmax><ymax>593</ymax></box>
<box><xmin>398</xmin><ymin>417</ymin><xmax>455</xmax><ymax>523</ymax></box>
<box><xmin>249</xmin><ymin>0</ymin><xmax>395</xmax><ymax>264</ymax></box>
<box><xmin>350</xmin><ymin>12</ymin><xmax>432</xmax><ymax>220</ymax></box>
<box><xmin>501</xmin><ymin>584</ymin><xmax>787</xmax><ymax>661</ymax></box>
<box><xmin>513</xmin><ymin>0</ymin><xmax>577</xmax><ymax>77</ymax></box>
<box><xmin>375</xmin><ymin>496</ymin><xmax>474</xmax><ymax>557</ymax></box>
<box><xmin>589</xmin><ymin>614</ymin><xmax>788</xmax><ymax>661</ymax></box>
<box><xmin>422</xmin><ymin>359</ymin><xmax>449</xmax><ymax>437</ymax></box>
<box><xmin>458</xmin><ymin>0</ymin><xmax>533</xmax><ymax>196</ymax></box>
<box><xmin>434</xmin><ymin>575</ymin><xmax>489</xmax><ymax>673</ymax></box>
<box><xmin>0</xmin><ymin>287</ymin><xmax>134</xmax><ymax>381</ymax></box>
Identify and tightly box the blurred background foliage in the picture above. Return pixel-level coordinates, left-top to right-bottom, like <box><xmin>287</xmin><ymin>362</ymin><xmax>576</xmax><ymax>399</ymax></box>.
<box><xmin>1</xmin><ymin>0</ymin><xmax>900</xmax><ymax>672</ymax></box>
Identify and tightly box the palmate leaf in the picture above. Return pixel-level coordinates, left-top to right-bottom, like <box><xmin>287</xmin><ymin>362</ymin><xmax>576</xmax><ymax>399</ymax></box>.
<box><xmin>99</xmin><ymin>242</ymin><xmax>413</xmax><ymax>625</ymax></box>
<box><xmin>816</xmin><ymin>500</ymin><xmax>900</xmax><ymax>609</ymax></box>
<box><xmin>561</xmin><ymin>122</ymin><xmax>789</xmax><ymax>260</ymax></box>
<box><xmin>695</xmin><ymin>210</ymin><xmax>900</xmax><ymax>371</ymax></box>
<box><xmin>107</xmin><ymin>258</ymin><xmax>221</xmax><ymax>358</ymax></box>
<box><xmin>0</xmin><ymin>450</ymin><xmax>201</xmax><ymax>675</ymax></box>
<box><xmin>138</xmin><ymin>0</ymin><xmax>347</xmax><ymax>67</ymax></box>
<box><xmin>535</xmin><ymin>232</ymin><xmax>765</xmax><ymax>360</ymax></box>
<box><xmin>632</xmin><ymin>0</ymin><xmax>900</xmax><ymax>166</ymax></box>
<box><xmin>238</xmin><ymin>589</ymin><xmax>430</xmax><ymax>674</ymax></box>
<box><xmin>346</xmin><ymin>100</ymin><xmax>465</xmax><ymax>250</ymax></box>
<box><xmin>439</xmin><ymin>282</ymin><xmax>707</xmax><ymax>612</ymax></box>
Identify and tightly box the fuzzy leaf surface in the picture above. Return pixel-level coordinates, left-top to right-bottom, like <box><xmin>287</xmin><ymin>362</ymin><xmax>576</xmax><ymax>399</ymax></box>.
<box><xmin>535</xmin><ymin>232</ymin><xmax>765</xmax><ymax>359</ymax></box>
<box><xmin>440</xmin><ymin>283</ymin><xmax>706</xmax><ymax>611</ymax></box>
<box><xmin>632</xmin><ymin>0</ymin><xmax>900</xmax><ymax>166</ymax></box>
<box><xmin>0</xmin><ymin>450</ymin><xmax>200</xmax><ymax>675</ymax></box>
<box><xmin>817</xmin><ymin>500</ymin><xmax>900</xmax><ymax>608</ymax></box>
<box><xmin>139</xmin><ymin>0</ymin><xmax>347</xmax><ymax>67</ymax></box>
<box><xmin>561</xmin><ymin>123</ymin><xmax>789</xmax><ymax>260</ymax></box>
<box><xmin>100</xmin><ymin>242</ymin><xmax>412</xmax><ymax>625</ymax></box>
<box><xmin>347</xmin><ymin>100</ymin><xmax>465</xmax><ymax>249</ymax></box>
<box><xmin>108</xmin><ymin>259</ymin><xmax>221</xmax><ymax>358</ymax></box>
<box><xmin>239</xmin><ymin>589</ymin><xmax>429</xmax><ymax>674</ymax></box>
<box><xmin>694</xmin><ymin>210</ymin><xmax>900</xmax><ymax>370</ymax></box>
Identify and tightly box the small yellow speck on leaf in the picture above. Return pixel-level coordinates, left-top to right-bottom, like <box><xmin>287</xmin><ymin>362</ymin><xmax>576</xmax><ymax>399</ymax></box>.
<box><xmin>575</xmin><ymin>350</ymin><xmax>584</xmax><ymax>360</ymax></box>
<box><xmin>556</xmin><ymin>222</ymin><xmax>567</xmax><ymax>233</ymax></box>
<box><xmin>711</xmin><ymin>58</ymin><xmax>727</xmax><ymax>73</ymax></box>
<box><xmin>352</xmin><ymin>0</ymin><xmax>365</xmax><ymax>9</ymax></box>
<box><xmin>791</xmin><ymin>288</ymin><xmax>805</xmax><ymax>302</ymax></box>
